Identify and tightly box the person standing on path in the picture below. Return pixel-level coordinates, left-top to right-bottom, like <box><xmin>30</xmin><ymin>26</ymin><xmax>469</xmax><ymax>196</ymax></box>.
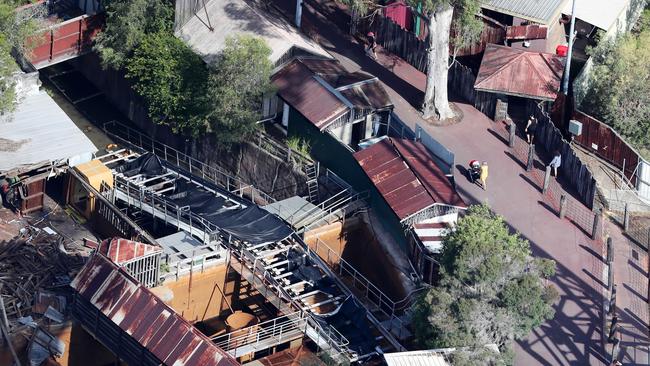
<box><xmin>366</xmin><ymin>32</ymin><xmax>377</xmax><ymax>59</ymax></box>
<box><xmin>525</xmin><ymin>116</ymin><xmax>538</xmax><ymax>144</ymax></box>
<box><xmin>480</xmin><ymin>161</ymin><xmax>489</xmax><ymax>190</ymax></box>
<box><xmin>549</xmin><ymin>150</ymin><xmax>561</xmax><ymax>177</ymax></box>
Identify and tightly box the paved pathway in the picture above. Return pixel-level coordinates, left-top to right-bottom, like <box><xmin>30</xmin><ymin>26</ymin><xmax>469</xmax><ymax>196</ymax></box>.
<box><xmin>272</xmin><ymin>1</ymin><xmax>649</xmax><ymax>364</ymax></box>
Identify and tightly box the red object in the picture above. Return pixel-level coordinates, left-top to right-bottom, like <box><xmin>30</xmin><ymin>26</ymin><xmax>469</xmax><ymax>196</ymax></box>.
<box><xmin>556</xmin><ymin>45</ymin><xmax>568</xmax><ymax>56</ymax></box>
<box><xmin>383</xmin><ymin>0</ymin><xmax>413</xmax><ymax>31</ymax></box>
<box><xmin>506</xmin><ymin>25</ymin><xmax>548</xmax><ymax>40</ymax></box>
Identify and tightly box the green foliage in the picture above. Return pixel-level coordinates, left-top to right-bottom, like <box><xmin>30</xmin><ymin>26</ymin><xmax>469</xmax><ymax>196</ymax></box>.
<box><xmin>0</xmin><ymin>0</ymin><xmax>43</xmax><ymax>113</ymax></box>
<box><xmin>125</xmin><ymin>31</ymin><xmax>208</xmax><ymax>136</ymax></box>
<box><xmin>286</xmin><ymin>136</ymin><xmax>311</xmax><ymax>156</ymax></box>
<box><xmin>205</xmin><ymin>35</ymin><xmax>274</xmax><ymax>145</ymax></box>
<box><xmin>581</xmin><ymin>24</ymin><xmax>650</xmax><ymax>158</ymax></box>
<box><xmin>412</xmin><ymin>204</ymin><xmax>557</xmax><ymax>365</ymax></box>
<box><xmin>93</xmin><ymin>0</ymin><xmax>173</xmax><ymax>70</ymax></box>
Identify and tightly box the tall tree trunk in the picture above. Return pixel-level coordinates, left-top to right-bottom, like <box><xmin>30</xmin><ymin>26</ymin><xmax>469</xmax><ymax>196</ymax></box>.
<box><xmin>422</xmin><ymin>3</ymin><xmax>455</xmax><ymax>120</ymax></box>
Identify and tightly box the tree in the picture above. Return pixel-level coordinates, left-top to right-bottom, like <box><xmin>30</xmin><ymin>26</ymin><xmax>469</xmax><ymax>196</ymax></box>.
<box><xmin>0</xmin><ymin>0</ymin><xmax>44</xmax><ymax>113</ymax></box>
<box><xmin>125</xmin><ymin>31</ymin><xmax>208</xmax><ymax>136</ymax></box>
<box><xmin>93</xmin><ymin>0</ymin><xmax>173</xmax><ymax>70</ymax></box>
<box><xmin>581</xmin><ymin>12</ymin><xmax>650</xmax><ymax>158</ymax></box>
<box><xmin>205</xmin><ymin>35</ymin><xmax>274</xmax><ymax>145</ymax></box>
<box><xmin>343</xmin><ymin>0</ymin><xmax>481</xmax><ymax>120</ymax></box>
<box><xmin>412</xmin><ymin>204</ymin><xmax>557</xmax><ymax>365</ymax></box>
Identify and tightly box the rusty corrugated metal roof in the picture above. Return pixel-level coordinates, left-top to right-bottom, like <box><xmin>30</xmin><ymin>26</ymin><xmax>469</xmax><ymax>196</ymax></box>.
<box><xmin>272</xmin><ymin>58</ymin><xmax>393</xmax><ymax>130</ymax></box>
<box><xmin>98</xmin><ymin>238</ymin><xmax>162</xmax><ymax>264</ymax></box>
<box><xmin>354</xmin><ymin>138</ymin><xmax>465</xmax><ymax>221</ymax></box>
<box><xmin>70</xmin><ymin>254</ymin><xmax>239</xmax><ymax>366</ymax></box>
<box><xmin>474</xmin><ymin>44</ymin><xmax>565</xmax><ymax>101</ymax></box>
<box><xmin>272</xmin><ymin>60</ymin><xmax>349</xmax><ymax>130</ymax></box>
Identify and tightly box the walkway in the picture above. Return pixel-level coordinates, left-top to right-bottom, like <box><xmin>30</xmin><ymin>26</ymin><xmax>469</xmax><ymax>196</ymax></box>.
<box><xmin>272</xmin><ymin>0</ymin><xmax>649</xmax><ymax>364</ymax></box>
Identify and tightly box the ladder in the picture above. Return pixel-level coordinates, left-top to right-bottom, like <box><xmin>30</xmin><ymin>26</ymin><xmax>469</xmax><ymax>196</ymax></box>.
<box><xmin>305</xmin><ymin>163</ymin><xmax>320</xmax><ymax>204</ymax></box>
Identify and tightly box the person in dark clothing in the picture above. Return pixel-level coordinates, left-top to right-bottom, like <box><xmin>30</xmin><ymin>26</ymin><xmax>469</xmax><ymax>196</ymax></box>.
<box><xmin>525</xmin><ymin>116</ymin><xmax>538</xmax><ymax>144</ymax></box>
<box><xmin>366</xmin><ymin>32</ymin><xmax>377</xmax><ymax>59</ymax></box>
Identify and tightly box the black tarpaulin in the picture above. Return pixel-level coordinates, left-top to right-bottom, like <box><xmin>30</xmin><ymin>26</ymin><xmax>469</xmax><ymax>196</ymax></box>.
<box><xmin>207</xmin><ymin>206</ymin><xmax>293</xmax><ymax>244</ymax></box>
<box><xmin>313</xmin><ymin>296</ymin><xmax>377</xmax><ymax>356</ymax></box>
<box><xmin>170</xmin><ymin>181</ymin><xmax>292</xmax><ymax>245</ymax></box>
<box><xmin>116</xmin><ymin>153</ymin><xmax>164</xmax><ymax>177</ymax></box>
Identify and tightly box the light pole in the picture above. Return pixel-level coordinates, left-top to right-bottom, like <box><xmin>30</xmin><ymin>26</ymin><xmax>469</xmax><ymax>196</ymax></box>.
<box><xmin>562</xmin><ymin>0</ymin><xmax>577</xmax><ymax>95</ymax></box>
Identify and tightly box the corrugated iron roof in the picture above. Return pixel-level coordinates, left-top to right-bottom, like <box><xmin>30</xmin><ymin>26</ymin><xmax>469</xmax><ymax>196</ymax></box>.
<box><xmin>98</xmin><ymin>238</ymin><xmax>162</xmax><ymax>265</ymax></box>
<box><xmin>563</xmin><ymin>0</ymin><xmax>630</xmax><ymax>32</ymax></box>
<box><xmin>70</xmin><ymin>254</ymin><xmax>238</xmax><ymax>366</ymax></box>
<box><xmin>354</xmin><ymin>138</ymin><xmax>465</xmax><ymax>221</ymax></box>
<box><xmin>481</xmin><ymin>0</ymin><xmax>569</xmax><ymax>24</ymax></box>
<box><xmin>474</xmin><ymin>44</ymin><xmax>565</xmax><ymax>101</ymax></box>
<box><xmin>272</xmin><ymin>60</ymin><xmax>349</xmax><ymax>130</ymax></box>
<box><xmin>273</xmin><ymin>58</ymin><xmax>393</xmax><ymax>130</ymax></box>
<box><xmin>0</xmin><ymin>89</ymin><xmax>97</xmax><ymax>172</ymax></box>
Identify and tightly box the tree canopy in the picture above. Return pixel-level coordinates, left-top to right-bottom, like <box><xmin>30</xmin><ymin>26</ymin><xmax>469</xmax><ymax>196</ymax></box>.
<box><xmin>342</xmin><ymin>0</ymin><xmax>481</xmax><ymax>119</ymax></box>
<box><xmin>0</xmin><ymin>0</ymin><xmax>44</xmax><ymax>113</ymax></box>
<box><xmin>412</xmin><ymin>204</ymin><xmax>557</xmax><ymax>365</ymax></box>
<box><xmin>580</xmin><ymin>11</ymin><xmax>650</xmax><ymax>158</ymax></box>
<box><xmin>125</xmin><ymin>31</ymin><xmax>208</xmax><ymax>136</ymax></box>
<box><xmin>93</xmin><ymin>0</ymin><xmax>173</xmax><ymax>70</ymax></box>
<box><xmin>205</xmin><ymin>35</ymin><xmax>274</xmax><ymax>145</ymax></box>
<box><xmin>95</xmin><ymin>1</ymin><xmax>273</xmax><ymax>145</ymax></box>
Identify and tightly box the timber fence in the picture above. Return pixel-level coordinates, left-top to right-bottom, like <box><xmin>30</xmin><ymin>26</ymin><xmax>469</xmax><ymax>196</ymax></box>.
<box><xmin>447</xmin><ymin>62</ymin><xmax>496</xmax><ymax>118</ymax></box>
<box><xmin>526</xmin><ymin>101</ymin><xmax>599</xmax><ymax>210</ymax></box>
<box><xmin>373</xmin><ymin>15</ymin><xmax>429</xmax><ymax>73</ymax></box>
<box><xmin>491</xmin><ymin>120</ymin><xmax>603</xmax><ymax>240</ymax></box>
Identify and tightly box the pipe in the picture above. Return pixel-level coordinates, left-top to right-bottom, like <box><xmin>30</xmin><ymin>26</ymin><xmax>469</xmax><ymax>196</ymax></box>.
<box><xmin>562</xmin><ymin>0</ymin><xmax>577</xmax><ymax>95</ymax></box>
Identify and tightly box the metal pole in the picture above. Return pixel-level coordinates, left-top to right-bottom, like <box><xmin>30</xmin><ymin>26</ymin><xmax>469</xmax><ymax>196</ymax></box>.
<box><xmin>623</xmin><ymin>203</ymin><xmax>630</xmax><ymax>231</ymax></box>
<box><xmin>295</xmin><ymin>0</ymin><xmax>302</xmax><ymax>27</ymax></box>
<box><xmin>562</xmin><ymin>0</ymin><xmax>577</xmax><ymax>95</ymax></box>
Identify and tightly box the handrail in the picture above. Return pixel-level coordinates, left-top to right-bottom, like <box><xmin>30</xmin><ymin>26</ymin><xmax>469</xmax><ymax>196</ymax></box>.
<box><xmin>300</xmin><ymin>191</ymin><xmax>369</xmax><ymax>232</ymax></box>
<box><xmin>103</xmin><ymin>121</ymin><xmax>276</xmax><ymax>205</ymax></box>
<box><xmin>287</xmin><ymin>188</ymin><xmax>352</xmax><ymax>226</ymax></box>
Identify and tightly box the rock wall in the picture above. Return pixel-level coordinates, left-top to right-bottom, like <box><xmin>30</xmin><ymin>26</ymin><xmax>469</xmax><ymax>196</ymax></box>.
<box><xmin>73</xmin><ymin>53</ymin><xmax>308</xmax><ymax>201</ymax></box>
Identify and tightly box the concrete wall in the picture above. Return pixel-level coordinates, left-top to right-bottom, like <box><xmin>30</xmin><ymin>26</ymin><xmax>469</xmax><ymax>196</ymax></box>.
<box><xmin>156</xmin><ymin>264</ymin><xmax>233</xmax><ymax>324</ymax></box>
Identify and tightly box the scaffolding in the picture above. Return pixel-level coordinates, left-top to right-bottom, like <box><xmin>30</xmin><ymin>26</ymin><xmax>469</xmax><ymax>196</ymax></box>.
<box><xmin>97</xmin><ymin>145</ymin><xmax>407</xmax><ymax>362</ymax></box>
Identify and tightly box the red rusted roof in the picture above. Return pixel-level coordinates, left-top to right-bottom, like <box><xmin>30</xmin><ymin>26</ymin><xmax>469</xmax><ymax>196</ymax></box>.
<box><xmin>474</xmin><ymin>44</ymin><xmax>565</xmax><ymax>101</ymax></box>
<box><xmin>505</xmin><ymin>25</ymin><xmax>548</xmax><ymax>40</ymax></box>
<box><xmin>272</xmin><ymin>60</ymin><xmax>349</xmax><ymax>130</ymax></box>
<box><xmin>354</xmin><ymin>138</ymin><xmax>465</xmax><ymax>221</ymax></box>
<box><xmin>98</xmin><ymin>238</ymin><xmax>162</xmax><ymax>264</ymax></box>
<box><xmin>70</xmin><ymin>254</ymin><xmax>239</xmax><ymax>366</ymax></box>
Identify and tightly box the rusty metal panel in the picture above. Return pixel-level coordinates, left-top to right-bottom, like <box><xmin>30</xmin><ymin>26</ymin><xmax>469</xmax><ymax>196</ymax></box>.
<box><xmin>393</xmin><ymin>139</ymin><xmax>466</xmax><ymax>208</ymax></box>
<box><xmin>506</xmin><ymin>25</ymin><xmax>548</xmax><ymax>40</ymax></box>
<box><xmin>71</xmin><ymin>254</ymin><xmax>239</xmax><ymax>366</ymax></box>
<box><xmin>21</xmin><ymin>179</ymin><xmax>45</xmax><ymax>213</ymax></box>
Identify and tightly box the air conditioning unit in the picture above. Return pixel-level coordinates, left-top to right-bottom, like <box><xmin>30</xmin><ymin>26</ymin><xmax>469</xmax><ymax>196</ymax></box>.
<box><xmin>569</xmin><ymin>119</ymin><xmax>583</xmax><ymax>136</ymax></box>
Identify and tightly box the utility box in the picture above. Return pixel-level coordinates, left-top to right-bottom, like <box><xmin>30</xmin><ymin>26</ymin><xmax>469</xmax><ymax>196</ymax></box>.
<box><xmin>569</xmin><ymin>119</ymin><xmax>583</xmax><ymax>136</ymax></box>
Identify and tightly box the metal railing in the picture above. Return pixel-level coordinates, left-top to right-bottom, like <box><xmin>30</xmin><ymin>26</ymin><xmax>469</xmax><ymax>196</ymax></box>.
<box><xmin>103</xmin><ymin>121</ymin><xmax>275</xmax><ymax>205</ymax></box>
<box><xmin>307</xmin><ymin>237</ymin><xmax>422</xmax><ymax>339</ymax></box>
<box><xmin>285</xmin><ymin>188</ymin><xmax>368</xmax><ymax>231</ymax></box>
<box><xmin>255</xmin><ymin>132</ymin><xmax>314</xmax><ymax>172</ymax></box>
<box><xmin>224</xmin><ymin>244</ymin><xmax>354</xmax><ymax>361</ymax></box>
<box><xmin>211</xmin><ymin>311</ymin><xmax>349</xmax><ymax>359</ymax></box>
